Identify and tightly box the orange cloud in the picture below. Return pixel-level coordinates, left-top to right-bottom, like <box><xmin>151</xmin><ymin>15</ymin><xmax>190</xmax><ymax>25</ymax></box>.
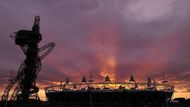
<box><xmin>87</xmin><ymin>16</ymin><xmax>119</xmax><ymax>81</ymax></box>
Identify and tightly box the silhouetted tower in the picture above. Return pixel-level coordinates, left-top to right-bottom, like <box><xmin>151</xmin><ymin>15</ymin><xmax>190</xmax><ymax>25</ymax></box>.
<box><xmin>1</xmin><ymin>16</ymin><xmax>55</xmax><ymax>102</ymax></box>
<box><xmin>147</xmin><ymin>77</ymin><xmax>156</xmax><ymax>90</ymax></box>
<box><xmin>129</xmin><ymin>75</ymin><xmax>138</xmax><ymax>89</ymax></box>
<box><xmin>104</xmin><ymin>75</ymin><xmax>111</xmax><ymax>82</ymax></box>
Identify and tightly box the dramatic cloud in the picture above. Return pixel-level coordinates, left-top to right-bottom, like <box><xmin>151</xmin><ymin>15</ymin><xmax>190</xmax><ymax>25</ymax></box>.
<box><xmin>0</xmin><ymin>0</ymin><xmax>190</xmax><ymax>100</ymax></box>
<box><xmin>122</xmin><ymin>0</ymin><xmax>176</xmax><ymax>22</ymax></box>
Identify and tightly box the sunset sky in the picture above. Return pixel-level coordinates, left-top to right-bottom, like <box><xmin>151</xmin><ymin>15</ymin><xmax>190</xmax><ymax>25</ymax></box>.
<box><xmin>0</xmin><ymin>0</ymin><xmax>190</xmax><ymax>101</ymax></box>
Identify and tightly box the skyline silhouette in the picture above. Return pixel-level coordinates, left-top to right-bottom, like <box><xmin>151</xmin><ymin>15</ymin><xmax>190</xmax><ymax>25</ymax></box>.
<box><xmin>0</xmin><ymin>0</ymin><xmax>190</xmax><ymax>100</ymax></box>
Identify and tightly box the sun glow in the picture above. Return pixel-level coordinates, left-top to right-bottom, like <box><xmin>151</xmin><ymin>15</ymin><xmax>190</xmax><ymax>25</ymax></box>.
<box><xmin>100</xmin><ymin>56</ymin><xmax>117</xmax><ymax>81</ymax></box>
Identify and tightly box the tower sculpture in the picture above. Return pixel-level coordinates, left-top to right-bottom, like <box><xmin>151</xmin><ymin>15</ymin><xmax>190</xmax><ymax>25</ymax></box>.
<box><xmin>1</xmin><ymin>16</ymin><xmax>55</xmax><ymax>102</ymax></box>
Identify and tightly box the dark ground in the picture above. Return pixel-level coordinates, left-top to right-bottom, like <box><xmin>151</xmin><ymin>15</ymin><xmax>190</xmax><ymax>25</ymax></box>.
<box><xmin>0</xmin><ymin>101</ymin><xmax>190</xmax><ymax>107</ymax></box>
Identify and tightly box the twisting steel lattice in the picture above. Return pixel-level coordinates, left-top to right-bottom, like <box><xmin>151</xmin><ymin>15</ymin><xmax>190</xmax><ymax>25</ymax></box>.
<box><xmin>1</xmin><ymin>16</ymin><xmax>55</xmax><ymax>102</ymax></box>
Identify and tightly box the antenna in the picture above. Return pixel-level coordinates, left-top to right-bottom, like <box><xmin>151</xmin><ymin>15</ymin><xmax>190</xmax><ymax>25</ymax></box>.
<box><xmin>162</xmin><ymin>73</ymin><xmax>165</xmax><ymax>81</ymax></box>
<box><xmin>8</xmin><ymin>70</ymin><xmax>14</xmax><ymax>82</ymax></box>
<box><xmin>162</xmin><ymin>72</ymin><xmax>168</xmax><ymax>84</ymax></box>
<box><xmin>88</xmin><ymin>70</ymin><xmax>94</xmax><ymax>83</ymax></box>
